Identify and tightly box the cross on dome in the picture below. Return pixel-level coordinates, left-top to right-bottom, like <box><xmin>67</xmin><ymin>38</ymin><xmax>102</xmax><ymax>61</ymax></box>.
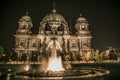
<box><xmin>26</xmin><ymin>12</ymin><xmax>29</xmax><ymax>15</ymax></box>
<box><xmin>80</xmin><ymin>14</ymin><xmax>82</xmax><ymax>17</ymax></box>
<box><xmin>52</xmin><ymin>3</ymin><xmax>57</xmax><ymax>13</ymax></box>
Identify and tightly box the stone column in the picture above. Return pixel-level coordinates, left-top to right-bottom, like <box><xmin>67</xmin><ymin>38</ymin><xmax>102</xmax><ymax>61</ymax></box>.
<box><xmin>64</xmin><ymin>39</ymin><xmax>68</xmax><ymax>52</ymax></box>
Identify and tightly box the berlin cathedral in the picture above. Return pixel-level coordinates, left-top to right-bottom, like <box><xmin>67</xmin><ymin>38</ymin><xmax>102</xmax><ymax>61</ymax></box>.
<box><xmin>14</xmin><ymin>5</ymin><xmax>92</xmax><ymax>62</ymax></box>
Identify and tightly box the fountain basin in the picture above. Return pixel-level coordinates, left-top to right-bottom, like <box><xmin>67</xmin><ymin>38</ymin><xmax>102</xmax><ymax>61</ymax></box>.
<box><xmin>16</xmin><ymin>67</ymin><xmax>110</xmax><ymax>79</ymax></box>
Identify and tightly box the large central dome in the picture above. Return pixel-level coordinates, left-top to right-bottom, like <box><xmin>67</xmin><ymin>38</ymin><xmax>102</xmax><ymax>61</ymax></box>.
<box><xmin>39</xmin><ymin>4</ymin><xmax>69</xmax><ymax>35</ymax></box>
<box><xmin>42</xmin><ymin>8</ymin><xmax>66</xmax><ymax>22</ymax></box>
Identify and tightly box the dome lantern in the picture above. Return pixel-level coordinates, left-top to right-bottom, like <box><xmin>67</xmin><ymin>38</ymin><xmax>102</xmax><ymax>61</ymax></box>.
<box><xmin>52</xmin><ymin>3</ymin><xmax>57</xmax><ymax>14</ymax></box>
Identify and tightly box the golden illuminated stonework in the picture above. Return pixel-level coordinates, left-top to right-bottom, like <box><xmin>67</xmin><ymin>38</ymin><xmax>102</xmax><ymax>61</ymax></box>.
<box><xmin>14</xmin><ymin>5</ymin><xmax>92</xmax><ymax>62</ymax></box>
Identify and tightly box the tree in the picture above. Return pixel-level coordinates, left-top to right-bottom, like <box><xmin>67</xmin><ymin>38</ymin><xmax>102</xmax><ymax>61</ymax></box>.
<box><xmin>21</xmin><ymin>53</ymin><xmax>27</xmax><ymax>61</ymax></box>
<box><xmin>0</xmin><ymin>46</ymin><xmax>3</xmax><ymax>54</ymax></box>
<box><xmin>3</xmin><ymin>49</ymin><xmax>11</xmax><ymax>62</ymax></box>
<box><xmin>0</xmin><ymin>46</ymin><xmax>4</xmax><ymax>62</ymax></box>
<box><xmin>93</xmin><ymin>50</ymin><xmax>100</xmax><ymax>62</ymax></box>
<box><xmin>86</xmin><ymin>52</ymin><xmax>93</xmax><ymax>61</ymax></box>
<box><xmin>11</xmin><ymin>52</ymin><xmax>18</xmax><ymax>61</ymax></box>
<box><xmin>0</xmin><ymin>47</ymin><xmax>11</xmax><ymax>63</ymax></box>
<box><xmin>100</xmin><ymin>51</ymin><xmax>106</xmax><ymax>62</ymax></box>
<box><xmin>109</xmin><ymin>50</ymin><xmax>118</xmax><ymax>60</ymax></box>
<box><xmin>0</xmin><ymin>46</ymin><xmax>4</xmax><ymax>60</ymax></box>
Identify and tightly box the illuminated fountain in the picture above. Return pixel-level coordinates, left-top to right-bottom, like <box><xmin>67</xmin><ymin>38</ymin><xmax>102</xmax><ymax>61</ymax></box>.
<box><xmin>47</xmin><ymin>36</ymin><xmax>64</xmax><ymax>71</ymax></box>
<box><xmin>16</xmin><ymin>37</ymin><xmax>110</xmax><ymax>79</ymax></box>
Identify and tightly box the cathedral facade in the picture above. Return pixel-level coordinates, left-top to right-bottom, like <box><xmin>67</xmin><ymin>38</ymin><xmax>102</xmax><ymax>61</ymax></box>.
<box><xmin>14</xmin><ymin>6</ymin><xmax>92</xmax><ymax>61</ymax></box>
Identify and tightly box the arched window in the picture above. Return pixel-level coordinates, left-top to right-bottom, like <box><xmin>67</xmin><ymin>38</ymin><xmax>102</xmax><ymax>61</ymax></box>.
<box><xmin>20</xmin><ymin>42</ymin><xmax>24</xmax><ymax>47</ymax></box>
<box><xmin>58</xmin><ymin>24</ymin><xmax>64</xmax><ymax>31</ymax></box>
<box><xmin>32</xmin><ymin>43</ymin><xmax>36</xmax><ymax>47</ymax></box>
<box><xmin>72</xmin><ymin>43</ymin><xmax>76</xmax><ymax>47</ymax></box>
<box><xmin>45</xmin><ymin>23</ymin><xmax>50</xmax><ymax>31</ymax></box>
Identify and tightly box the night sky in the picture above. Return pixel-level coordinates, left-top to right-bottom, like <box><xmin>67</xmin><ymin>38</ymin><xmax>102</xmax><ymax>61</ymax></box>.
<box><xmin>0</xmin><ymin>0</ymin><xmax>120</xmax><ymax>52</ymax></box>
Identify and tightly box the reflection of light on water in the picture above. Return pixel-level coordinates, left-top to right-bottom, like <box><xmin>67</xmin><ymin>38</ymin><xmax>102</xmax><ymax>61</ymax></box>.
<box><xmin>24</xmin><ymin>65</ymin><xmax>30</xmax><ymax>71</ymax></box>
<box><xmin>6</xmin><ymin>73</ymin><xmax>11</xmax><ymax>80</ymax></box>
<box><xmin>16</xmin><ymin>66</ymin><xmax>110</xmax><ymax>79</ymax></box>
<box><xmin>8</xmin><ymin>68</ymin><xmax>11</xmax><ymax>72</ymax></box>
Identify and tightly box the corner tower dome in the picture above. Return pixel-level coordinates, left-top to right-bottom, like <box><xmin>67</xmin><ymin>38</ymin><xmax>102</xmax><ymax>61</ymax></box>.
<box><xmin>17</xmin><ymin>12</ymin><xmax>33</xmax><ymax>34</ymax></box>
<box><xmin>77</xmin><ymin>14</ymin><xmax>87</xmax><ymax>22</ymax></box>
<box><xmin>19</xmin><ymin>12</ymin><xmax>32</xmax><ymax>22</ymax></box>
<box><xmin>75</xmin><ymin>14</ymin><xmax>89</xmax><ymax>35</ymax></box>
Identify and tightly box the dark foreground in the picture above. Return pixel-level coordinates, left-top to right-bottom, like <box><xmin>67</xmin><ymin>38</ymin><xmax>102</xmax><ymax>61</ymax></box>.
<box><xmin>0</xmin><ymin>63</ymin><xmax>120</xmax><ymax>80</ymax></box>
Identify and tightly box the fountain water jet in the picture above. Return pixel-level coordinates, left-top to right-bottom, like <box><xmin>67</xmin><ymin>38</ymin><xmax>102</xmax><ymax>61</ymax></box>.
<box><xmin>47</xmin><ymin>37</ymin><xmax>64</xmax><ymax>71</ymax></box>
